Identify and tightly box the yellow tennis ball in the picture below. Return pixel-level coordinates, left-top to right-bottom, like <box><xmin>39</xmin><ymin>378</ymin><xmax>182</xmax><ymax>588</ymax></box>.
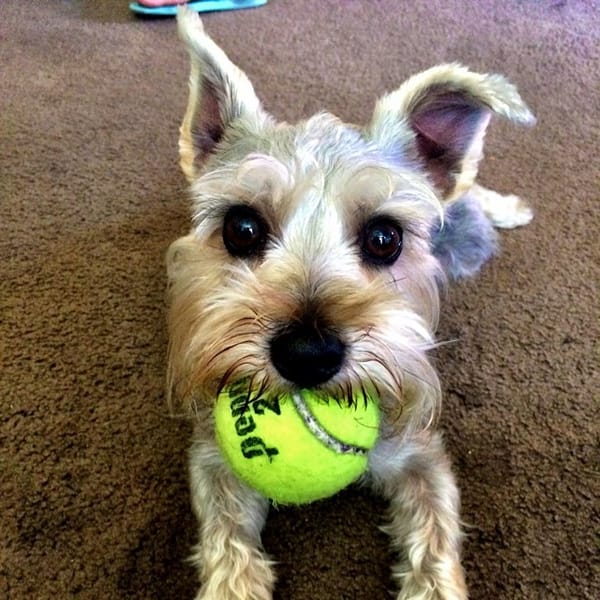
<box><xmin>214</xmin><ymin>382</ymin><xmax>380</xmax><ymax>505</ymax></box>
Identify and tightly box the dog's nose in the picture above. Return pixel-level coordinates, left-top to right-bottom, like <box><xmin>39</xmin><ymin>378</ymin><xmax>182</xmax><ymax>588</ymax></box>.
<box><xmin>269</xmin><ymin>321</ymin><xmax>345</xmax><ymax>388</ymax></box>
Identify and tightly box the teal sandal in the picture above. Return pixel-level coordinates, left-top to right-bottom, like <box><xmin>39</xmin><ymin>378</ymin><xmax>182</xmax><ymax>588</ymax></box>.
<box><xmin>130</xmin><ymin>0</ymin><xmax>268</xmax><ymax>16</ymax></box>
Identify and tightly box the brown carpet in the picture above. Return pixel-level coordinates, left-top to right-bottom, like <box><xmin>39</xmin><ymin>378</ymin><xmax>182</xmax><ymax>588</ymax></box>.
<box><xmin>2</xmin><ymin>1</ymin><xmax>598</xmax><ymax>598</ymax></box>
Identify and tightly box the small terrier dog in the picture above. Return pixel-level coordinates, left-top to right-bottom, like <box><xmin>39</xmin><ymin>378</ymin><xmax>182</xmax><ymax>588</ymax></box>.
<box><xmin>166</xmin><ymin>8</ymin><xmax>535</xmax><ymax>600</ymax></box>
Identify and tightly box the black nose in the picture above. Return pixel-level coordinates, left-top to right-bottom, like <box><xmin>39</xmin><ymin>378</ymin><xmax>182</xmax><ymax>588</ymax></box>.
<box><xmin>269</xmin><ymin>320</ymin><xmax>345</xmax><ymax>388</ymax></box>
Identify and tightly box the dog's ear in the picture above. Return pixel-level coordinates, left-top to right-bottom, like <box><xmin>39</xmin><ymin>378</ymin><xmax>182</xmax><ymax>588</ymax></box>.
<box><xmin>368</xmin><ymin>64</ymin><xmax>535</xmax><ymax>199</ymax></box>
<box><xmin>177</xmin><ymin>8</ymin><xmax>269</xmax><ymax>181</ymax></box>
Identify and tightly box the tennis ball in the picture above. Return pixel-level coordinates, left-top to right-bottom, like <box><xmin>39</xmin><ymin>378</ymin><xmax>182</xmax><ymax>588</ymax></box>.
<box><xmin>214</xmin><ymin>382</ymin><xmax>380</xmax><ymax>505</ymax></box>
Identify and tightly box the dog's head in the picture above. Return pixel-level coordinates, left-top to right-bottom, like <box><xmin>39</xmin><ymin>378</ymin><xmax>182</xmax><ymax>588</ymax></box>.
<box><xmin>167</xmin><ymin>8</ymin><xmax>533</xmax><ymax>433</ymax></box>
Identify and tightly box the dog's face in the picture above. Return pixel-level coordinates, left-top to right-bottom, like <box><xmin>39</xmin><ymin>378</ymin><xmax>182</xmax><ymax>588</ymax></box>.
<box><xmin>167</xmin><ymin>112</ymin><xmax>443</xmax><ymax>429</ymax></box>
<box><xmin>167</xmin><ymin>10</ymin><xmax>534</xmax><ymax>434</ymax></box>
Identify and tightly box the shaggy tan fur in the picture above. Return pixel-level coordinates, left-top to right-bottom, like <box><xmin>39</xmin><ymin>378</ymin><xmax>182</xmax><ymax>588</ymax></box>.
<box><xmin>167</xmin><ymin>8</ymin><xmax>534</xmax><ymax>599</ymax></box>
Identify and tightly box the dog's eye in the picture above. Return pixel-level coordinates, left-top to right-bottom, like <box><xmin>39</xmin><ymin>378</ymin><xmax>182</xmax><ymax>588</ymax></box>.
<box><xmin>360</xmin><ymin>218</ymin><xmax>403</xmax><ymax>265</ymax></box>
<box><xmin>222</xmin><ymin>205</ymin><xmax>267</xmax><ymax>257</ymax></box>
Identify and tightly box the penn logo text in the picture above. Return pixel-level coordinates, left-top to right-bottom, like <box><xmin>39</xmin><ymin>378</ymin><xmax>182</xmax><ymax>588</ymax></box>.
<box><xmin>228</xmin><ymin>384</ymin><xmax>280</xmax><ymax>462</ymax></box>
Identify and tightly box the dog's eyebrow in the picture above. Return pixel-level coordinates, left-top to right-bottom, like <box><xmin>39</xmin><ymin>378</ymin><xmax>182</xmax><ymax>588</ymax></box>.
<box><xmin>337</xmin><ymin>165</ymin><xmax>442</xmax><ymax>233</ymax></box>
<box><xmin>188</xmin><ymin>153</ymin><xmax>290</xmax><ymax>220</ymax></box>
<box><xmin>380</xmin><ymin>195</ymin><xmax>443</xmax><ymax>241</ymax></box>
<box><xmin>191</xmin><ymin>198</ymin><xmax>229</xmax><ymax>228</ymax></box>
<box><xmin>189</xmin><ymin>187</ymin><xmax>285</xmax><ymax>241</ymax></box>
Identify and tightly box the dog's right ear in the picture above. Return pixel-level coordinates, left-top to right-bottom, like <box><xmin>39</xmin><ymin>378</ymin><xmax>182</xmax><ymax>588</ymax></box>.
<box><xmin>177</xmin><ymin>8</ymin><xmax>269</xmax><ymax>181</ymax></box>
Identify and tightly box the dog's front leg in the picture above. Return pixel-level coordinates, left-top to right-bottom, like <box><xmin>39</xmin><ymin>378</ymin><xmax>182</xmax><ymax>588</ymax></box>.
<box><xmin>188</xmin><ymin>438</ymin><xmax>275</xmax><ymax>600</ymax></box>
<box><xmin>369</xmin><ymin>433</ymin><xmax>467</xmax><ymax>600</ymax></box>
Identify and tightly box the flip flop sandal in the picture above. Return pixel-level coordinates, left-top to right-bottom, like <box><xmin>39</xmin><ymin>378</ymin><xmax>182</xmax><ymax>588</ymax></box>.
<box><xmin>130</xmin><ymin>0</ymin><xmax>268</xmax><ymax>16</ymax></box>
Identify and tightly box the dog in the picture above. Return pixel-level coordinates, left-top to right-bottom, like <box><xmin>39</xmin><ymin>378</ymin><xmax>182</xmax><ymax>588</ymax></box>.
<box><xmin>166</xmin><ymin>8</ymin><xmax>535</xmax><ymax>599</ymax></box>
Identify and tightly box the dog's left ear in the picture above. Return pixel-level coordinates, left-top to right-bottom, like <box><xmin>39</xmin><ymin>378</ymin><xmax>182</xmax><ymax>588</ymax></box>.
<box><xmin>368</xmin><ymin>64</ymin><xmax>535</xmax><ymax>199</ymax></box>
<box><xmin>177</xmin><ymin>8</ymin><xmax>270</xmax><ymax>181</ymax></box>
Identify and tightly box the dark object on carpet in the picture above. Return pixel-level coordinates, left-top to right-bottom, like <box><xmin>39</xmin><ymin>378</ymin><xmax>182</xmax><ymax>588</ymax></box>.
<box><xmin>431</xmin><ymin>195</ymin><xmax>499</xmax><ymax>280</ymax></box>
<box><xmin>2</xmin><ymin>1</ymin><xmax>598</xmax><ymax>599</ymax></box>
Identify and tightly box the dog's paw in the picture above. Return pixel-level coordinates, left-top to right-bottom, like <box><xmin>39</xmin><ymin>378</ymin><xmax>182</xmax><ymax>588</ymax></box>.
<box><xmin>396</xmin><ymin>582</ymin><xmax>467</xmax><ymax>600</ymax></box>
<box><xmin>193</xmin><ymin>554</ymin><xmax>275</xmax><ymax>600</ymax></box>
<box><xmin>487</xmin><ymin>192</ymin><xmax>533</xmax><ymax>228</ymax></box>
<box><xmin>471</xmin><ymin>183</ymin><xmax>534</xmax><ymax>229</ymax></box>
<box><xmin>195</xmin><ymin>589</ymin><xmax>272</xmax><ymax>600</ymax></box>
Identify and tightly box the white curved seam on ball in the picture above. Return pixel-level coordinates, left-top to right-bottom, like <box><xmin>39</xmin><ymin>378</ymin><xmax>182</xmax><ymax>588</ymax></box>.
<box><xmin>291</xmin><ymin>392</ymin><xmax>368</xmax><ymax>455</ymax></box>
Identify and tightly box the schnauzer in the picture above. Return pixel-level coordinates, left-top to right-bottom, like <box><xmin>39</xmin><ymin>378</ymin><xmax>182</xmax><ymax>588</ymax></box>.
<box><xmin>166</xmin><ymin>8</ymin><xmax>534</xmax><ymax>599</ymax></box>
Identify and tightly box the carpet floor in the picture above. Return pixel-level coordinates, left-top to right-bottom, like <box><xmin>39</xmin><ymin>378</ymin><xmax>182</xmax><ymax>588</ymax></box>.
<box><xmin>2</xmin><ymin>1</ymin><xmax>598</xmax><ymax>598</ymax></box>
